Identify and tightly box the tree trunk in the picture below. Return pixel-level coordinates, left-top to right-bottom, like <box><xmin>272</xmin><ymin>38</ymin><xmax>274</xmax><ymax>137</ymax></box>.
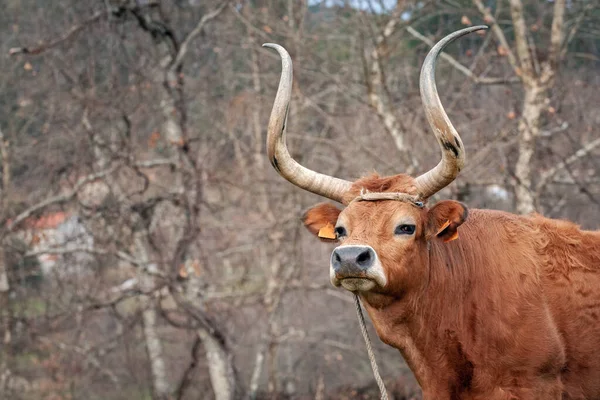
<box><xmin>142</xmin><ymin>301</ymin><xmax>171</xmax><ymax>400</ymax></box>
<box><xmin>364</xmin><ymin>10</ymin><xmax>406</xmax><ymax>153</ymax></box>
<box><xmin>0</xmin><ymin>129</ymin><xmax>12</xmax><ymax>396</ymax></box>
<box><xmin>509</xmin><ymin>0</ymin><xmax>565</xmax><ymax>214</ymax></box>
<box><xmin>179</xmin><ymin>267</ymin><xmax>238</xmax><ymax>400</ymax></box>
<box><xmin>0</xmin><ymin>129</ymin><xmax>10</xmax><ymax>198</ymax></box>
<box><xmin>514</xmin><ymin>83</ymin><xmax>546</xmax><ymax>215</ymax></box>
<box><xmin>0</xmin><ymin>247</ymin><xmax>11</xmax><ymax>396</ymax></box>
<box><xmin>135</xmin><ymin>235</ymin><xmax>172</xmax><ymax>400</ymax></box>
<box><xmin>197</xmin><ymin>327</ymin><xmax>237</xmax><ymax>400</ymax></box>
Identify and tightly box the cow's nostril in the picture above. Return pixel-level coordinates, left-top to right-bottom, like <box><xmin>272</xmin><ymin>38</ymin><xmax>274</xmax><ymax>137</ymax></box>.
<box><xmin>334</xmin><ymin>252</ymin><xmax>341</xmax><ymax>264</ymax></box>
<box><xmin>331</xmin><ymin>246</ymin><xmax>375</xmax><ymax>273</ymax></box>
<box><xmin>356</xmin><ymin>249</ymin><xmax>372</xmax><ymax>267</ymax></box>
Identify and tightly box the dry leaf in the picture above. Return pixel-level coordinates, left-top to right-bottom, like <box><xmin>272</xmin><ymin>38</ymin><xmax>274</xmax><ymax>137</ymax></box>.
<box><xmin>461</xmin><ymin>15</ymin><xmax>472</xmax><ymax>26</ymax></box>
<box><xmin>507</xmin><ymin>111</ymin><xmax>516</xmax><ymax>120</ymax></box>
<box><xmin>192</xmin><ymin>259</ymin><xmax>202</xmax><ymax>277</ymax></box>
<box><xmin>169</xmin><ymin>137</ymin><xmax>185</xmax><ymax>147</ymax></box>
<box><xmin>263</xmin><ymin>25</ymin><xmax>273</xmax><ymax>34</ymax></box>
<box><xmin>24</xmin><ymin>62</ymin><xmax>33</xmax><ymax>71</ymax></box>
<box><xmin>30</xmin><ymin>234</ymin><xmax>41</xmax><ymax>245</ymax></box>
<box><xmin>178</xmin><ymin>264</ymin><xmax>188</xmax><ymax>279</ymax></box>
<box><xmin>483</xmin><ymin>11</ymin><xmax>493</xmax><ymax>24</ymax></box>
<box><xmin>148</xmin><ymin>132</ymin><xmax>160</xmax><ymax>148</ymax></box>
<box><xmin>497</xmin><ymin>45</ymin><xmax>508</xmax><ymax>56</ymax></box>
<box><xmin>547</xmin><ymin>106</ymin><xmax>556</xmax><ymax>114</ymax></box>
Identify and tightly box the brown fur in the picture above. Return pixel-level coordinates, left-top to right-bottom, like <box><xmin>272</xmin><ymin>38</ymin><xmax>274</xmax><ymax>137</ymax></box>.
<box><xmin>304</xmin><ymin>173</ymin><xmax>600</xmax><ymax>400</ymax></box>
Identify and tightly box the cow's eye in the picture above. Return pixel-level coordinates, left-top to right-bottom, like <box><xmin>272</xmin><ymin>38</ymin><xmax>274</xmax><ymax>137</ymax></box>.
<box><xmin>335</xmin><ymin>226</ymin><xmax>347</xmax><ymax>239</ymax></box>
<box><xmin>395</xmin><ymin>224</ymin><xmax>415</xmax><ymax>235</ymax></box>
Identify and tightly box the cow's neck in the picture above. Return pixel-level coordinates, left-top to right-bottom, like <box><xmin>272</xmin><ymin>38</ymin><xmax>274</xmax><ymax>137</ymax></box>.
<box><xmin>358</xmin><ymin>292</ymin><xmax>435</xmax><ymax>389</ymax></box>
<box><xmin>358</xmin><ymin>238</ymin><xmax>479</xmax><ymax>393</ymax></box>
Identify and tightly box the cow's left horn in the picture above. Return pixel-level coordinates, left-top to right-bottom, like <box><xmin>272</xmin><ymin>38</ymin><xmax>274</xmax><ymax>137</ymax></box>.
<box><xmin>415</xmin><ymin>25</ymin><xmax>488</xmax><ymax>200</ymax></box>
<box><xmin>263</xmin><ymin>43</ymin><xmax>352</xmax><ymax>204</ymax></box>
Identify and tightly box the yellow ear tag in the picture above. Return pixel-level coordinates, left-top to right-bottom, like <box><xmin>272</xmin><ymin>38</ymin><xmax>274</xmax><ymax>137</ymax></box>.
<box><xmin>444</xmin><ymin>231</ymin><xmax>459</xmax><ymax>243</ymax></box>
<box><xmin>318</xmin><ymin>223</ymin><xmax>337</xmax><ymax>240</ymax></box>
<box><xmin>436</xmin><ymin>220</ymin><xmax>451</xmax><ymax>236</ymax></box>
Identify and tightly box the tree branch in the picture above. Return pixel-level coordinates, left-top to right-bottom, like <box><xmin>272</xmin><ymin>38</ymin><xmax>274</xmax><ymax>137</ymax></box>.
<box><xmin>134</xmin><ymin>158</ymin><xmax>178</xmax><ymax>169</ymax></box>
<box><xmin>174</xmin><ymin>337</ymin><xmax>202</xmax><ymax>400</ymax></box>
<box><xmin>536</xmin><ymin>137</ymin><xmax>600</xmax><ymax>196</ymax></box>
<box><xmin>22</xmin><ymin>245</ymin><xmax>170</xmax><ymax>278</ymax></box>
<box><xmin>9</xmin><ymin>10</ymin><xmax>106</xmax><ymax>56</ymax></box>
<box><xmin>0</xmin><ymin>128</ymin><xmax>10</xmax><ymax>198</ymax></box>
<box><xmin>472</xmin><ymin>0</ymin><xmax>520</xmax><ymax>77</ymax></box>
<box><xmin>6</xmin><ymin>166</ymin><xmax>119</xmax><ymax>232</ymax></box>
<box><xmin>169</xmin><ymin>1</ymin><xmax>230</xmax><ymax>75</ymax></box>
<box><xmin>406</xmin><ymin>26</ymin><xmax>519</xmax><ymax>85</ymax></box>
<box><xmin>38</xmin><ymin>337</ymin><xmax>120</xmax><ymax>386</ymax></box>
<box><xmin>560</xmin><ymin>2</ymin><xmax>595</xmax><ymax>60</ymax></box>
<box><xmin>508</xmin><ymin>0</ymin><xmax>535</xmax><ymax>79</ymax></box>
<box><xmin>548</xmin><ymin>0</ymin><xmax>566</xmax><ymax>68</ymax></box>
<box><xmin>358</xmin><ymin>6</ymin><xmax>421</xmax><ymax>172</ymax></box>
<box><xmin>229</xmin><ymin>4</ymin><xmax>271</xmax><ymax>42</ymax></box>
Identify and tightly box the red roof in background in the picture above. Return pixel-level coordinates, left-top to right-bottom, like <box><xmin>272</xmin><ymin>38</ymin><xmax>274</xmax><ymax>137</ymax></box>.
<box><xmin>7</xmin><ymin>211</ymin><xmax>69</xmax><ymax>231</ymax></box>
<box><xmin>28</xmin><ymin>212</ymin><xmax>68</xmax><ymax>229</ymax></box>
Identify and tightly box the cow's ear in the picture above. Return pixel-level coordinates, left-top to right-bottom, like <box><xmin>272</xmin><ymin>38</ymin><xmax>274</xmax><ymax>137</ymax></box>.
<box><xmin>303</xmin><ymin>203</ymin><xmax>342</xmax><ymax>242</ymax></box>
<box><xmin>426</xmin><ymin>200</ymin><xmax>468</xmax><ymax>243</ymax></box>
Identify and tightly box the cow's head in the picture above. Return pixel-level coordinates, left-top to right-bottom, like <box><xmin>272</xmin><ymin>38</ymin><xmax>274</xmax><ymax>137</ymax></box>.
<box><xmin>301</xmin><ymin>174</ymin><xmax>468</xmax><ymax>295</ymax></box>
<box><xmin>263</xmin><ymin>26</ymin><xmax>484</xmax><ymax>296</ymax></box>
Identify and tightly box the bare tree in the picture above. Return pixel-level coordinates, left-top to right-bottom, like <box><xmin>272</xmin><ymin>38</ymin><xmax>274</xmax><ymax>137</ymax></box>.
<box><xmin>473</xmin><ymin>0</ymin><xmax>566</xmax><ymax>214</ymax></box>
<box><xmin>1</xmin><ymin>1</ymin><xmax>598</xmax><ymax>399</ymax></box>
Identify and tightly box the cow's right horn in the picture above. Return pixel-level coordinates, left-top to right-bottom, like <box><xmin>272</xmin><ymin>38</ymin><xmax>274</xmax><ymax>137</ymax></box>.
<box><xmin>263</xmin><ymin>43</ymin><xmax>352</xmax><ymax>204</ymax></box>
<box><xmin>415</xmin><ymin>25</ymin><xmax>488</xmax><ymax>200</ymax></box>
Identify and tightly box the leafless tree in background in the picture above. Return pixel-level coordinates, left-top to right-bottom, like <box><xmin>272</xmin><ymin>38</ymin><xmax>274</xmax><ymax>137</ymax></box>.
<box><xmin>1</xmin><ymin>0</ymin><xmax>598</xmax><ymax>399</ymax></box>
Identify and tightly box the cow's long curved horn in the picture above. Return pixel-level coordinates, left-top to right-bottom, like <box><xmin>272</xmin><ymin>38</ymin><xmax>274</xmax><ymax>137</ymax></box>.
<box><xmin>263</xmin><ymin>43</ymin><xmax>352</xmax><ymax>204</ymax></box>
<box><xmin>415</xmin><ymin>25</ymin><xmax>488</xmax><ymax>199</ymax></box>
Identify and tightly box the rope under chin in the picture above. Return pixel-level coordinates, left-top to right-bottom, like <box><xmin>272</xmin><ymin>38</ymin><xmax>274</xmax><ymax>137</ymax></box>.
<box><xmin>353</xmin><ymin>293</ymin><xmax>389</xmax><ymax>400</ymax></box>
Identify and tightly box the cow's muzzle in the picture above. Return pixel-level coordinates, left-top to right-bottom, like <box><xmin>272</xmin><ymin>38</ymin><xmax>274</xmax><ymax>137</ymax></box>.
<box><xmin>330</xmin><ymin>245</ymin><xmax>387</xmax><ymax>291</ymax></box>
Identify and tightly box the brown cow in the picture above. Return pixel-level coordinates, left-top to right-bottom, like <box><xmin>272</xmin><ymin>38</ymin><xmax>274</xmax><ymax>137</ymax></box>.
<box><xmin>263</xmin><ymin>26</ymin><xmax>600</xmax><ymax>400</ymax></box>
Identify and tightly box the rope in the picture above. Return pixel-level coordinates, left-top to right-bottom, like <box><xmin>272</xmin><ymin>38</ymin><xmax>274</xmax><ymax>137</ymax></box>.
<box><xmin>354</xmin><ymin>293</ymin><xmax>389</xmax><ymax>400</ymax></box>
<box><xmin>348</xmin><ymin>188</ymin><xmax>417</xmax><ymax>398</ymax></box>
<box><xmin>349</xmin><ymin>190</ymin><xmax>424</xmax><ymax>208</ymax></box>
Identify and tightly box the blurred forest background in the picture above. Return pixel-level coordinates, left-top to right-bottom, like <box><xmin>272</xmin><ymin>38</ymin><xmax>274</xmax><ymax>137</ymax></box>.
<box><xmin>1</xmin><ymin>0</ymin><xmax>599</xmax><ymax>399</ymax></box>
